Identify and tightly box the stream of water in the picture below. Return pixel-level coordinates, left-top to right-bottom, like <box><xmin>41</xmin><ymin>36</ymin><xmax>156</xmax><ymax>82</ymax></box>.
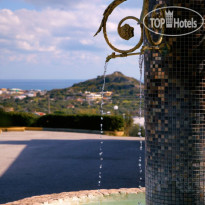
<box><xmin>137</xmin><ymin>54</ymin><xmax>144</xmax><ymax>205</ymax></box>
<box><xmin>98</xmin><ymin>62</ymin><xmax>108</xmax><ymax>199</ymax></box>
<box><xmin>98</xmin><ymin>53</ymin><xmax>144</xmax><ymax>204</ymax></box>
<box><xmin>138</xmin><ymin>53</ymin><xmax>144</xmax><ymax>188</ymax></box>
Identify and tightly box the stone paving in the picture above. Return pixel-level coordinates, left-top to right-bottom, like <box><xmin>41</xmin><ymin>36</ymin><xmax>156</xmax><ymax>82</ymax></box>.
<box><xmin>0</xmin><ymin>131</ymin><xmax>145</xmax><ymax>204</ymax></box>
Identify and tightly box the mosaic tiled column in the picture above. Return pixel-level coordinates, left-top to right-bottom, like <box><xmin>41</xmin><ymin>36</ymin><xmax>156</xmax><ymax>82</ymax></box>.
<box><xmin>144</xmin><ymin>0</ymin><xmax>205</xmax><ymax>204</ymax></box>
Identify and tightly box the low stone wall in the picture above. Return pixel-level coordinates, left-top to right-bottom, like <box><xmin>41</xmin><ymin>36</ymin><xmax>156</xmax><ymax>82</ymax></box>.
<box><xmin>4</xmin><ymin>188</ymin><xmax>145</xmax><ymax>205</ymax></box>
<box><xmin>0</xmin><ymin>127</ymin><xmax>125</xmax><ymax>136</ymax></box>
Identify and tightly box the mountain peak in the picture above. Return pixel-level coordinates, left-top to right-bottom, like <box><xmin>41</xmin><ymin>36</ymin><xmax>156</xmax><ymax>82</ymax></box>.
<box><xmin>112</xmin><ymin>71</ymin><xmax>124</xmax><ymax>76</ymax></box>
<box><xmin>49</xmin><ymin>72</ymin><xmax>143</xmax><ymax>95</ymax></box>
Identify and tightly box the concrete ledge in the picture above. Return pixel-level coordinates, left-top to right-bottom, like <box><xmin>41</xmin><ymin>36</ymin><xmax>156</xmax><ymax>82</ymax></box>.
<box><xmin>25</xmin><ymin>127</ymin><xmax>43</xmax><ymax>131</ymax></box>
<box><xmin>43</xmin><ymin>128</ymin><xmax>101</xmax><ymax>134</ymax></box>
<box><xmin>104</xmin><ymin>131</ymin><xmax>125</xmax><ymax>136</ymax></box>
<box><xmin>0</xmin><ymin>127</ymin><xmax>25</xmax><ymax>132</ymax></box>
<box><xmin>0</xmin><ymin>127</ymin><xmax>125</xmax><ymax>136</ymax></box>
<box><xmin>3</xmin><ymin>188</ymin><xmax>145</xmax><ymax>205</ymax></box>
<box><xmin>43</xmin><ymin>128</ymin><xmax>125</xmax><ymax>136</ymax></box>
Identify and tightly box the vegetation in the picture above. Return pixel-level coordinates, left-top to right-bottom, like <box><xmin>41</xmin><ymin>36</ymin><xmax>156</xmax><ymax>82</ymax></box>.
<box><xmin>0</xmin><ymin>72</ymin><xmax>145</xmax><ymax>136</ymax></box>
<box><xmin>128</xmin><ymin>124</ymin><xmax>145</xmax><ymax>137</ymax></box>
<box><xmin>34</xmin><ymin>114</ymin><xmax>124</xmax><ymax>131</ymax></box>
<box><xmin>0</xmin><ymin>109</ymin><xmax>125</xmax><ymax>131</ymax></box>
<box><xmin>0</xmin><ymin>72</ymin><xmax>144</xmax><ymax>116</ymax></box>
<box><xmin>0</xmin><ymin>108</ymin><xmax>36</xmax><ymax>127</ymax></box>
<box><xmin>61</xmin><ymin>71</ymin><xmax>144</xmax><ymax>94</ymax></box>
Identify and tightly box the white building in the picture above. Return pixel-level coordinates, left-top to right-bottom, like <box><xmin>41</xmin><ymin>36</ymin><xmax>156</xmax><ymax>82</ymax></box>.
<box><xmin>86</xmin><ymin>93</ymin><xmax>102</xmax><ymax>101</ymax></box>
<box><xmin>14</xmin><ymin>95</ymin><xmax>27</xmax><ymax>100</ymax></box>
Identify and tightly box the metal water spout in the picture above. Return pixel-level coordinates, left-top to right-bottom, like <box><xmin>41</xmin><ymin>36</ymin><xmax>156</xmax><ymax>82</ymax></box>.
<box><xmin>94</xmin><ymin>0</ymin><xmax>170</xmax><ymax>62</ymax></box>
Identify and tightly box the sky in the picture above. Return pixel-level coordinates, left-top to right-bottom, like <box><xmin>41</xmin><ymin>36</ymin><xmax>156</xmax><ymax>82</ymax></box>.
<box><xmin>0</xmin><ymin>0</ymin><xmax>143</xmax><ymax>80</ymax></box>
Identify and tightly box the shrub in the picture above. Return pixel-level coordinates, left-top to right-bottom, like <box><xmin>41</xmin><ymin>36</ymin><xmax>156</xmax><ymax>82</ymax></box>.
<box><xmin>0</xmin><ymin>110</ymin><xmax>36</xmax><ymax>127</ymax></box>
<box><xmin>128</xmin><ymin>124</ymin><xmax>145</xmax><ymax>137</ymax></box>
<box><xmin>0</xmin><ymin>110</ymin><xmax>124</xmax><ymax>131</ymax></box>
<box><xmin>34</xmin><ymin>114</ymin><xmax>124</xmax><ymax>131</ymax></box>
<box><xmin>123</xmin><ymin>114</ymin><xmax>134</xmax><ymax>135</ymax></box>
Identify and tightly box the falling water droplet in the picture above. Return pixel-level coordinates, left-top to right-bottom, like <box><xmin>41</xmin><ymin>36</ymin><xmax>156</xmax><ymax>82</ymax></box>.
<box><xmin>97</xmin><ymin>61</ymin><xmax>108</xmax><ymax>199</ymax></box>
<box><xmin>138</xmin><ymin>53</ymin><xmax>144</xmax><ymax>194</ymax></box>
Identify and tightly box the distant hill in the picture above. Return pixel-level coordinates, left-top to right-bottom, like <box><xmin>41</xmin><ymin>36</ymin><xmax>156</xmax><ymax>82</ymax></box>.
<box><xmin>49</xmin><ymin>71</ymin><xmax>144</xmax><ymax>96</ymax></box>
<box><xmin>0</xmin><ymin>72</ymin><xmax>144</xmax><ymax>115</ymax></box>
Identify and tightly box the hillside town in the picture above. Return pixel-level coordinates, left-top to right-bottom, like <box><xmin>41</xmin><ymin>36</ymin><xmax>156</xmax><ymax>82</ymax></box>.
<box><xmin>0</xmin><ymin>88</ymin><xmax>47</xmax><ymax>100</ymax></box>
<box><xmin>0</xmin><ymin>72</ymin><xmax>144</xmax><ymax>116</ymax></box>
<box><xmin>0</xmin><ymin>88</ymin><xmax>112</xmax><ymax>102</ymax></box>
<box><xmin>0</xmin><ymin>88</ymin><xmax>115</xmax><ymax>115</ymax></box>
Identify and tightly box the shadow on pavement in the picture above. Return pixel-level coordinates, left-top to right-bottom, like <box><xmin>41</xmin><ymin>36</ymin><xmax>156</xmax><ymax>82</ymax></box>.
<box><xmin>0</xmin><ymin>139</ymin><xmax>145</xmax><ymax>204</ymax></box>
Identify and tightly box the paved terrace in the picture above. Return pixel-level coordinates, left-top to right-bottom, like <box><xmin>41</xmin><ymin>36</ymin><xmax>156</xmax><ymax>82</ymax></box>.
<box><xmin>0</xmin><ymin>131</ymin><xmax>145</xmax><ymax>204</ymax></box>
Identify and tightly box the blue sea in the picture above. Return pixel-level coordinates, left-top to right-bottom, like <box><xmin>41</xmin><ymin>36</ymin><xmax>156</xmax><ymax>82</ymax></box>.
<box><xmin>0</xmin><ymin>79</ymin><xmax>84</xmax><ymax>91</ymax></box>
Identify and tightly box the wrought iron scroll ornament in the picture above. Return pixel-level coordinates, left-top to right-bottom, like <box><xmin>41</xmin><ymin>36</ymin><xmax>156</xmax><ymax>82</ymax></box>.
<box><xmin>94</xmin><ymin>0</ymin><xmax>170</xmax><ymax>62</ymax></box>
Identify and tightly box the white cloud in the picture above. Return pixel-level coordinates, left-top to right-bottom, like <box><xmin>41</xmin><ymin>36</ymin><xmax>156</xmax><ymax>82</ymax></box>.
<box><xmin>0</xmin><ymin>0</ymin><xmax>143</xmax><ymax>79</ymax></box>
<box><xmin>22</xmin><ymin>0</ymin><xmax>142</xmax><ymax>10</ymax></box>
<box><xmin>23</xmin><ymin>0</ymin><xmax>108</xmax><ymax>9</ymax></box>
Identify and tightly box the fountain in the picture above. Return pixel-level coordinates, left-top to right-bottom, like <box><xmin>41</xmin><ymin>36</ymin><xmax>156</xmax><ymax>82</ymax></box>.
<box><xmin>4</xmin><ymin>1</ymin><xmax>204</xmax><ymax>204</ymax></box>
<box><xmin>94</xmin><ymin>0</ymin><xmax>205</xmax><ymax>204</ymax></box>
